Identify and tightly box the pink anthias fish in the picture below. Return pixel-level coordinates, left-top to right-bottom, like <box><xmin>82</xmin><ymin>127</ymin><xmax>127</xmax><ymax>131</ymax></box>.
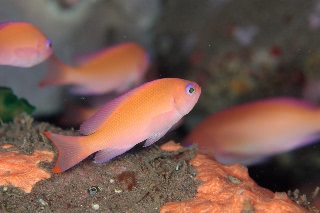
<box><xmin>0</xmin><ymin>22</ymin><xmax>52</xmax><ymax>67</ymax></box>
<box><xmin>44</xmin><ymin>78</ymin><xmax>201</xmax><ymax>173</ymax></box>
<box><xmin>184</xmin><ymin>97</ymin><xmax>320</xmax><ymax>165</ymax></box>
<box><xmin>39</xmin><ymin>42</ymin><xmax>150</xmax><ymax>95</ymax></box>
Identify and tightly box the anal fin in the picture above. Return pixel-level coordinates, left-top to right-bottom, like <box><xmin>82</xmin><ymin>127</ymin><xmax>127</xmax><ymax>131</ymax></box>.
<box><xmin>94</xmin><ymin>146</ymin><xmax>135</xmax><ymax>164</ymax></box>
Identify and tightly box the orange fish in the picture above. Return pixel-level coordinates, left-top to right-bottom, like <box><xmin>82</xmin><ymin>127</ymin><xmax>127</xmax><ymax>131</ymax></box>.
<box><xmin>184</xmin><ymin>98</ymin><xmax>320</xmax><ymax>165</ymax></box>
<box><xmin>39</xmin><ymin>42</ymin><xmax>150</xmax><ymax>95</ymax></box>
<box><xmin>0</xmin><ymin>22</ymin><xmax>52</xmax><ymax>67</ymax></box>
<box><xmin>44</xmin><ymin>78</ymin><xmax>201</xmax><ymax>173</ymax></box>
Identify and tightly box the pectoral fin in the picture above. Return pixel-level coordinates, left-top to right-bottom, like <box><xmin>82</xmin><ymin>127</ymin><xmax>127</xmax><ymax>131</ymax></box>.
<box><xmin>144</xmin><ymin>127</ymin><xmax>171</xmax><ymax>147</ymax></box>
<box><xmin>94</xmin><ymin>145</ymin><xmax>135</xmax><ymax>164</ymax></box>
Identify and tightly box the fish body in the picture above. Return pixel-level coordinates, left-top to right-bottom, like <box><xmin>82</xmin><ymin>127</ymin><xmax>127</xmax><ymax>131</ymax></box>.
<box><xmin>0</xmin><ymin>22</ymin><xmax>52</xmax><ymax>67</ymax></box>
<box><xmin>184</xmin><ymin>98</ymin><xmax>320</xmax><ymax>165</ymax></box>
<box><xmin>39</xmin><ymin>42</ymin><xmax>150</xmax><ymax>95</ymax></box>
<box><xmin>44</xmin><ymin>78</ymin><xmax>201</xmax><ymax>173</ymax></box>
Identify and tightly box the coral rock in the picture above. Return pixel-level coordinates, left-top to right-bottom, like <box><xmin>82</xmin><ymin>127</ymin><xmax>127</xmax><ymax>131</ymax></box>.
<box><xmin>160</xmin><ymin>142</ymin><xmax>308</xmax><ymax>213</ymax></box>
<box><xmin>0</xmin><ymin>150</ymin><xmax>54</xmax><ymax>193</ymax></box>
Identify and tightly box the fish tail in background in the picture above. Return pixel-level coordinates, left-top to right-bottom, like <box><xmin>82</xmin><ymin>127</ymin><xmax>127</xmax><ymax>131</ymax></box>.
<box><xmin>38</xmin><ymin>55</ymin><xmax>74</xmax><ymax>87</ymax></box>
<box><xmin>43</xmin><ymin>132</ymin><xmax>90</xmax><ymax>173</ymax></box>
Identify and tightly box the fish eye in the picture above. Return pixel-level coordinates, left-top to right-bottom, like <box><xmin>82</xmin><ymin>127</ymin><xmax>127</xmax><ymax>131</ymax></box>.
<box><xmin>186</xmin><ymin>83</ymin><xmax>195</xmax><ymax>96</ymax></box>
<box><xmin>46</xmin><ymin>40</ymin><xmax>52</xmax><ymax>48</ymax></box>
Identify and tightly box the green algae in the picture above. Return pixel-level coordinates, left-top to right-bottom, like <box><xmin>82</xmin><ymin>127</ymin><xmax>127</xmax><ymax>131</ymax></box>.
<box><xmin>0</xmin><ymin>87</ymin><xmax>35</xmax><ymax>123</ymax></box>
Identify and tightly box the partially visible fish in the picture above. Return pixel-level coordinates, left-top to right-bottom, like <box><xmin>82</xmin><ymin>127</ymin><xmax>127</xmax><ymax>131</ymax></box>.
<box><xmin>44</xmin><ymin>78</ymin><xmax>201</xmax><ymax>173</ymax></box>
<box><xmin>184</xmin><ymin>97</ymin><xmax>320</xmax><ymax>165</ymax></box>
<box><xmin>39</xmin><ymin>42</ymin><xmax>150</xmax><ymax>95</ymax></box>
<box><xmin>0</xmin><ymin>22</ymin><xmax>52</xmax><ymax>67</ymax></box>
<box><xmin>59</xmin><ymin>102</ymin><xmax>102</xmax><ymax>127</ymax></box>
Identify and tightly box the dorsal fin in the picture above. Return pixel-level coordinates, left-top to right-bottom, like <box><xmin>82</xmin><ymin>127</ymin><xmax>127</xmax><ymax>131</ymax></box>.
<box><xmin>79</xmin><ymin>82</ymin><xmax>149</xmax><ymax>135</ymax></box>
<box><xmin>72</xmin><ymin>49</ymin><xmax>106</xmax><ymax>65</ymax></box>
<box><xmin>72</xmin><ymin>42</ymin><xmax>132</xmax><ymax>66</ymax></box>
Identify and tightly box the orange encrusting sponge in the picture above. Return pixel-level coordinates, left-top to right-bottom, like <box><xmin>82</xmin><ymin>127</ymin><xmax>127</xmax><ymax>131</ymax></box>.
<box><xmin>160</xmin><ymin>141</ymin><xmax>308</xmax><ymax>213</ymax></box>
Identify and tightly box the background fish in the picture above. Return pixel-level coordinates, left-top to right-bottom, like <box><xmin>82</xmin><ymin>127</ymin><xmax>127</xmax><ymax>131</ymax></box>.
<box><xmin>58</xmin><ymin>102</ymin><xmax>104</xmax><ymax>127</ymax></box>
<box><xmin>0</xmin><ymin>22</ymin><xmax>52</xmax><ymax>67</ymax></box>
<box><xmin>44</xmin><ymin>78</ymin><xmax>201</xmax><ymax>173</ymax></box>
<box><xmin>184</xmin><ymin>97</ymin><xmax>320</xmax><ymax>165</ymax></box>
<box><xmin>39</xmin><ymin>42</ymin><xmax>150</xmax><ymax>95</ymax></box>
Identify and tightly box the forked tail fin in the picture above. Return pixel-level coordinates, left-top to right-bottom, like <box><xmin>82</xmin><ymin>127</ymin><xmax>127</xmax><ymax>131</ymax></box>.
<box><xmin>39</xmin><ymin>55</ymin><xmax>73</xmax><ymax>87</ymax></box>
<box><xmin>43</xmin><ymin>132</ymin><xmax>91</xmax><ymax>173</ymax></box>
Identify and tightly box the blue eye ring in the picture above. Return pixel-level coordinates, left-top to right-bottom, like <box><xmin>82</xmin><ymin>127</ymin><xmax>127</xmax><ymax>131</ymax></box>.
<box><xmin>186</xmin><ymin>83</ymin><xmax>195</xmax><ymax>96</ymax></box>
<box><xmin>46</xmin><ymin>40</ymin><xmax>52</xmax><ymax>48</ymax></box>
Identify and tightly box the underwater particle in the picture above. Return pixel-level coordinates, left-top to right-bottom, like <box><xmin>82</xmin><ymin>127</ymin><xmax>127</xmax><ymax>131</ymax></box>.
<box><xmin>228</xmin><ymin>175</ymin><xmax>242</xmax><ymax>184</ymax></box>
<box><xmin>0</xmin><ymin>150</ymin><xmax>54</xmax><ymax>193</ymax></box>
<box><xmin>175</xmin><ymin>164</ymin><xmax>180</xmax><ymax>171</ymax></box>
<box><xmin>114</xmin><ymin>189</ymin><xmax>122</xmax><ymax>193</ymax></box>
<box><xmin>2</xmin><ymin>186</ymin><xmax>8</xmax><ymax>192</ymax></box>
<box><xmin>92</xmin><ymin>203</ymin><xmax>99</xmax><ymax>210</ymax></box>
<box><xmin>116</xmin><ymin>171</ymin><xmax>136</xmax><ymax>191</ymax></box>
<box><xmin>88</xmin><ymin>186</ymin><xmax>100</xmax><ymax>195</ymax></box>
<box><xmin>0</xmin><ymin>87</ymin><xmax>35</xmax><ymax>123</ymax></box>
<box><xmin>38</xmin><ymin>198</ymin><xmax>48</xmax><ymax>206</ymax></box>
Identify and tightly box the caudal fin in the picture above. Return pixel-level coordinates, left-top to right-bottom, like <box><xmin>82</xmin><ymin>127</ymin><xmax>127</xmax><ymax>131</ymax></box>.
<box><xmin>39</xmin><ymin>55</ymin><xmax>73</xmax><ymax>87</ymax></box>
<box><xmin>43</xmin><ymin>131</ymin><xmax>91</xmax><ymax>173</ymax></box>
